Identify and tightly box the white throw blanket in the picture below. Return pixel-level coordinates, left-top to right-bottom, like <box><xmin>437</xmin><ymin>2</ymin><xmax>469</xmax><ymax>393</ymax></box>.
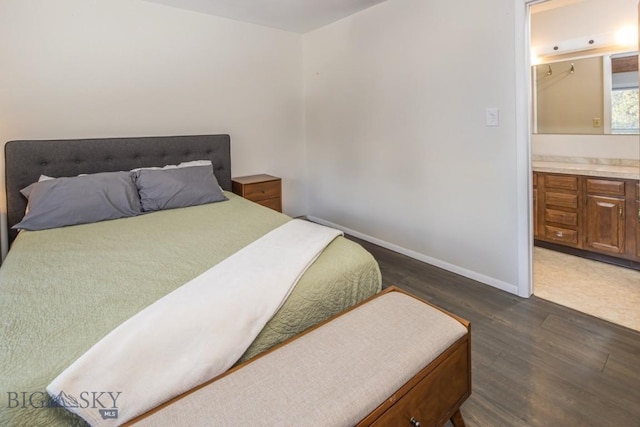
<box><xmin>47</xmin><ymin>219</ymin><xmax>342</xmax><ymax>426</ymax></box>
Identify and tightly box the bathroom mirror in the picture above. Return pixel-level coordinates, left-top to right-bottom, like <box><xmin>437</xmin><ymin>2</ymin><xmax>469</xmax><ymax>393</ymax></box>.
<box><xmin>533</xmin><ymin>51</ymin><xmax>639</xmax><ymax>135</ymax></box>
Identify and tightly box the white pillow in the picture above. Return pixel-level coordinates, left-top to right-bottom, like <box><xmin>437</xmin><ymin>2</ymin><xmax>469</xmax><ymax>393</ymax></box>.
<box><xmin>129</xmin><ymin>160</ymin><xmax>212</xmax><ymax>172</ymax></box>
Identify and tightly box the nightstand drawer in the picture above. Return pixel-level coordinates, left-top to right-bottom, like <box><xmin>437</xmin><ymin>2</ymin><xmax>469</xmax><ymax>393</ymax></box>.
<box><xmin>242</xmin><ymin>180</ymin><xmax>280</xmax><ymax>202</ymax></box>
<box><xmin>255</xmin><ymin>197</ymin><xmax>282</xmax><ymax>212</ymax></box>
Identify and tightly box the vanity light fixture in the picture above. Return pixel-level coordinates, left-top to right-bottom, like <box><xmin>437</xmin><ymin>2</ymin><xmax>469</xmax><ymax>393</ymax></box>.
<box><xmin>533</xmin><ymin>27</ymin><xmax>638</xmax><ymax>60</ymax></box>
<box><xmin>615</xmin><ymin>26</ymin><xmax>637</xmax><ymax>47</ymax></box>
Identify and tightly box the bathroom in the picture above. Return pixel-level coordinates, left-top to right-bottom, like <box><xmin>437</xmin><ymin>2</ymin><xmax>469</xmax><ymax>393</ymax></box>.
<box><xmin>529</xmin><ymin>0</ymin><xmax>640</xmax><ymax>331</ymax></box>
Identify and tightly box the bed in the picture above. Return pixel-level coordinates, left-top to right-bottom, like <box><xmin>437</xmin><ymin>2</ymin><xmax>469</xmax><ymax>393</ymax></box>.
<box><xmin>0</xmin><ymin>135</ymin><xmax>381</xmax><ymax>426</ymax></box>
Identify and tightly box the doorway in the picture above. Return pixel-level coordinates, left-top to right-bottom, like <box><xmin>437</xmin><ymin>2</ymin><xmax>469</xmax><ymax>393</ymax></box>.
<box><xmin>528</xmin><ymin>0</ymin><xmax>640</xmax><ymax>331</ymax></box>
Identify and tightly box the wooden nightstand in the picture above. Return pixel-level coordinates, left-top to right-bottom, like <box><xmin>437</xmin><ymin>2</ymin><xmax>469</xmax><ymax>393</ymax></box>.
<box><xmin>232</xmin><ymin>174</ymin><xmax>282</xmax><ymax>212</ymax></box>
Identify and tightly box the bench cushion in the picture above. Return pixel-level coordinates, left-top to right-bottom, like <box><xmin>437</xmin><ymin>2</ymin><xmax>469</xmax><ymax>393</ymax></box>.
<box><xmin>133</xmin><ymin>291</ymin><xmax>468</xmax><ymax>427</ymax></box>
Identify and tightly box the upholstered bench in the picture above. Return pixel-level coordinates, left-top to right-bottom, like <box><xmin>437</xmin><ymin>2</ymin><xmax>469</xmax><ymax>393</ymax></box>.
<box><xmin>128</xmin><ymin>287</ymin><xmax>471</xmax><ymax>427</ymax></box>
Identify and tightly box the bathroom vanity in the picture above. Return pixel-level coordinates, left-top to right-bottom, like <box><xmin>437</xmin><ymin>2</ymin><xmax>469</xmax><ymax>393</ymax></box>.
<box><xmin>533</xmin><ymin>157</ymin><xmax>640</xmax><ymax>269</ymax></box>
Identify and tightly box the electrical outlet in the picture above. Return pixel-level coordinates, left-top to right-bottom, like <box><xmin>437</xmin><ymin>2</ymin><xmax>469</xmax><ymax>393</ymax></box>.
<box><xmin>592</xmin><ymin>118</ymin><xmax>601</xmax><ymax>127</ymax></box>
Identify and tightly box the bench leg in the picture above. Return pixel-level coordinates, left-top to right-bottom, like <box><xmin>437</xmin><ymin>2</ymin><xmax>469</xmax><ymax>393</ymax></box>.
<box><xmin>450</xmin><ymin>409</ymin><xmax>466</xmax><ymax>427</ymax></box>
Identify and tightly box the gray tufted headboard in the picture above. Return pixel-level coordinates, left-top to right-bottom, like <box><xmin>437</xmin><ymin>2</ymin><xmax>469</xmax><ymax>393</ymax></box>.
<box><xmin>5</xmin><ymin>134</ymin><xmax>231</xmax><ymax>244</ymax></box>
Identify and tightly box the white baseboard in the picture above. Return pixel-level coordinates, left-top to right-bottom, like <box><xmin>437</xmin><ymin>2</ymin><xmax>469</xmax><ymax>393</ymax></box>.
<box><xmin>307</xmin><ymin>216</ymin><xmax>520</xmax><ymax>296</ymax></box>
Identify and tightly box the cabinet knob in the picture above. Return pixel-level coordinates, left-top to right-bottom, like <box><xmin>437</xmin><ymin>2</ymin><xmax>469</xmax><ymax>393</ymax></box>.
<box><xmin>410</xmin><ymin>417</ymin><xmax>421</xmax><ymax>427</ymax></box>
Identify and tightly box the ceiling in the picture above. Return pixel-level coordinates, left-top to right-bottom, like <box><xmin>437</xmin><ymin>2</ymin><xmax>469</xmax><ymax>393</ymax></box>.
<box><xmin>143</xmin><ymin>0</ymin><xmax>388</xmax><ymax>33</ymax></box>
<box><xmin>531</xmin><ymin>0</ymin><xmax>587</xmax><ymax>14</ymax></box>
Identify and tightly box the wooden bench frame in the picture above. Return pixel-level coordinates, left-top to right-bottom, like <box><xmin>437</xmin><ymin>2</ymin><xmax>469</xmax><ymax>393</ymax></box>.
<box><xmin>356</xmin><ymin>287</ymin><xmax>471</xmax><ymax>427</ymax></box>
<box><xmin>127</xmin><ymin>286</ymin><xmax>471</xmax><ymax>427</ymax></box>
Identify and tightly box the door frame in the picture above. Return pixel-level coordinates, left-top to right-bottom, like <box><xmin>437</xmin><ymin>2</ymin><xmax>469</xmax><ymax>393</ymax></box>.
<box><xmin>514</xmin><ymin>0</ymin><xmax>543</xmax><ymax>297</ymax></box>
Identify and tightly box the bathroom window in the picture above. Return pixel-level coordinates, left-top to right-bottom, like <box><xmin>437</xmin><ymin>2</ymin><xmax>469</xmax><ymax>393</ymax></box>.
<box><xmin>610</xmin><ymin>57</ymin><xmax>639</xmax><ymax>134</ymax></box>
<box><xmin>610</xmin><ymin>80</ymin><xmax>639</xmax><ymax>134</ymax></box>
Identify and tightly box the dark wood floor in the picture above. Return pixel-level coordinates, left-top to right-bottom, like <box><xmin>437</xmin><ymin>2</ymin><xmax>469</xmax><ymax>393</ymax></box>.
<box><xmin>349</xmin><ymin>237</ymin><xmax>640</xmax><ymax>427</ymax></box>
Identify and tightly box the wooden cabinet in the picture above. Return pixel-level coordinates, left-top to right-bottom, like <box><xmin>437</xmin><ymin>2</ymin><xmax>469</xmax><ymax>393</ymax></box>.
<box><xmin>534</xmin><ymin>172</ymin><xmax>639</xmax><ymax>265</ymax></box>
<box><xmin>533</xmin><ymin>173</ymin><xmax>540</xmax><ymax>238</ymax></box>
<box><xmin>232</xmin><ymin>174</ymin><xmax>282</xmax><ymax>212</ymax></box>
<box><xmin>636</xmin><ymin>182</ymin><xmax>640</xmax><ymax>258</ymax></box>
<box><xmin>542</xmin><ymin>174</ymin><xmax>582</xmax><ymax>248</ymax></box>
<box><xmin>585</xmin><ymin>179</ymin><xmax>626</xmax><ymax>254</ymax></box>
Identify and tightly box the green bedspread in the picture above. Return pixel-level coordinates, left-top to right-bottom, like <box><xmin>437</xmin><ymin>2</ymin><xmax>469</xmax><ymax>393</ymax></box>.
<box><xmin>0</xmin><ymin>193</ymin><xmax>381</xmax><ymax>426</ymax></box>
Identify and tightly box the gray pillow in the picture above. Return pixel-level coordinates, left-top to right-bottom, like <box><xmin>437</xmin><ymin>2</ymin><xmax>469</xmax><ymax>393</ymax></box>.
<box><xmin>133</xmin><ymin>165</ymin><xmax>227</xmax><ymax>212</ymax></box>
<box><xmin>14</xmin><ymin>171</ymin><xmax>142</xmax><ymax>231</ymax></box>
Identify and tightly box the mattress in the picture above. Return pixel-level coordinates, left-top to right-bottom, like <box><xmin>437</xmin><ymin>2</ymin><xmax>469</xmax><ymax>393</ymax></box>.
<box><xmin>0</xmin><ymin>193</ymin><xmax>381</xmax><ymax>426</ymax></box>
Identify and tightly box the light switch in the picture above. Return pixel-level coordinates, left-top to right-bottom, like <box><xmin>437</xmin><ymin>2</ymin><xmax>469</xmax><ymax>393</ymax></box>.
<box><xmin>486</xmin><ymin>108</ymin><xmax>499</xmax><ymax>127</ymax></box>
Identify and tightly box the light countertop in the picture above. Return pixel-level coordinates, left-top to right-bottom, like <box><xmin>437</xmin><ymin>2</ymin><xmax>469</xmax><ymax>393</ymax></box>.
<box><xmin>532</xmin><ymin>156</ymin><xmax>640</xmax><ymax>180</ymax></box>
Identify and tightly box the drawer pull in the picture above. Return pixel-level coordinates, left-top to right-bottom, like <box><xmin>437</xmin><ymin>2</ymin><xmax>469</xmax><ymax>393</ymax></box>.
<box><xmin>556</xmin><ymin>231</ymin><xmax>563</xmax><ymax>238</ymax></box>
<box><xmin>618</xmin><ymin>206</ymin><xmax>623</xmax><ymax>218</ymax></box>
<box><xmin>410</xmin><ymin>417</ymin><xmax>421</xmax><ymax>427</ymax></box>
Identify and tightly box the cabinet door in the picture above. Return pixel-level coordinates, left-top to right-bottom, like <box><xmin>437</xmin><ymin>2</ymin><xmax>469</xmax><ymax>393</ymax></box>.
<box><xmin>636</xmin><ymin>199</ymin><xmax>640</xmax><ymax>258</ymax></box>
<box><xmin>533</xmin><ymin>188</ymin><xmax>539</xmax><ymax>238</ymax></box>
<box><xmin>585</xmin><ymin>195</ymin><xmax>625</xmax><ymax>254</ymax></box>
<box><xmin>637</xmin><ymin>182</ymin><xmax>640</xmax><ymax>258</ymax></box>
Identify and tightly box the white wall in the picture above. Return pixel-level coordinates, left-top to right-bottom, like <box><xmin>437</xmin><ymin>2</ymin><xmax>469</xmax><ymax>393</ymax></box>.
<box><xmin>303</xmin><ymin>0</ymin><xmax>525</xmax><ymax>294</ymax></box>
<box><xmin>532</xmin><ymin>134</ymin><xmax>640</xmax><ymax>159</ymax></box>
<box><xmin>0</xmin><ymin>0</ymin><xmax>306</xmax><ymax>255</ymax></box>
